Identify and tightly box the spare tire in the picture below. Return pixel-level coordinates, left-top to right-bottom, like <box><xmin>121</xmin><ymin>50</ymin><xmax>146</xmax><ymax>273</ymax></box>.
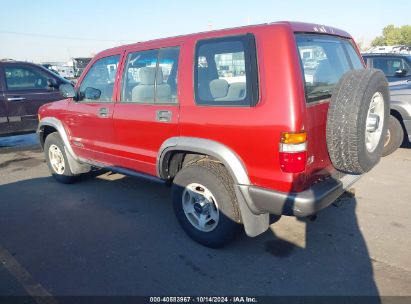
<box><xmin>326</xmin><ymin>68</ymin><xmax>389</xmax><ymax>174</ymax></box>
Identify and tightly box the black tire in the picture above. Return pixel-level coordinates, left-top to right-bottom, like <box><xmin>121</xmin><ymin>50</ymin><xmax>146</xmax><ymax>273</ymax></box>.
<box><xmin>327</xmin><ymin>69</ymin><xmax>389</xmax><ymax>174</ymax></box>
<box><xmin>44</xmin><ymin>132</ymin><xmax>78</xmax><ymax>184</ymax></box>
<box><xmin>382</xmin><ymin>115</ymin><xmax>403</xmax><ymax>157</ymax></box>
<box><xmin>172</xmin><ymin>161</ymin><xmax>242</xmax><ymax>248</ymax></box>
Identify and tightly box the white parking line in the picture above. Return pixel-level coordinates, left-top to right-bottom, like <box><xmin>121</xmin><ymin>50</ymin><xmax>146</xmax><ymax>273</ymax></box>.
<box><xmin>0</xmin><ymin>246</ymin><xmax>59</xmax><ymax>304</ymax></box>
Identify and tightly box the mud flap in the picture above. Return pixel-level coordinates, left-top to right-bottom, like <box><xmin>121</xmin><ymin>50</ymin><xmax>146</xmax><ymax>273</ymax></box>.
<box><xmin>234</xmin><ymin>187</ymin><xmax>269</xmax><ymax>237</ymax></box>
<box><xmin>64</xmin><ymin>146</ymin><xmax>91</xmax><ymax>174</ymax></box>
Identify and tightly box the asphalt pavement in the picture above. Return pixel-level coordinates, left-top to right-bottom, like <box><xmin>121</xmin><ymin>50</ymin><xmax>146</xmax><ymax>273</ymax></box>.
<box><xmin>0</xmin><ymin>134</ymin><xmax>410</xmax><ymax>299</ymax></box>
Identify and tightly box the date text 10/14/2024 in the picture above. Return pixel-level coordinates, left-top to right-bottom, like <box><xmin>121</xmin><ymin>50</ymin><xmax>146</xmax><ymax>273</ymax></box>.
<box><xmin>149</xmin><ymin>297</ymin><xmax>258</xmax><ymax>303</ymax></box>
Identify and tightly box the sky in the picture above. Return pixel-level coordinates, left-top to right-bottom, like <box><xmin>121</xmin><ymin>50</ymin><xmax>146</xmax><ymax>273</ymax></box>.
<box><xmin>1</xmin><ymin>0</ymin><xmax>410</xmax><ymax>63</ymax></box>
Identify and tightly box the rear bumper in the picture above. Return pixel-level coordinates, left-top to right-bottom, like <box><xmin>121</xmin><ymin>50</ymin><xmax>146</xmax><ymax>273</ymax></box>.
<box><xmin>237</xmin><ymin>174</ymin><xmax>361</xmax><ymax>217</ymax></box>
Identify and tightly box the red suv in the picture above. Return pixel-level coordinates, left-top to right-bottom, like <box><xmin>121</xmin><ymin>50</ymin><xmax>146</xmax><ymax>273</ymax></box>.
<box><xmin>38</xmin><ymin>22</ymin><xmax>389</xmax><ymax>247</ymax></box>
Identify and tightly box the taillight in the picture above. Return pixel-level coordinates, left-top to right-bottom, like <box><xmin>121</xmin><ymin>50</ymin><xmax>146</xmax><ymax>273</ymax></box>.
<box><xmin>279</xmin><ymin>131</ymin><xmax>307</xmax><ymax>173</ymax></box>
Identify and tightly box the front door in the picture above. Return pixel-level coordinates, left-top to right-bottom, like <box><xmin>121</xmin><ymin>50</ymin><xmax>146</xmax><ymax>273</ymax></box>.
<box><xmin>2</xmin><ymin>64</ymin><xmax>62</xmax><ymax>134</ymax></box>
<box><xmin>112</xmin><ymin>46</ymin><xmax>181</xmax><ymax>176</ymax></box>
<box><xmin>62</xmin><ymin>55</ymin><xmax>121</xmax><ymax>164</ymax></box>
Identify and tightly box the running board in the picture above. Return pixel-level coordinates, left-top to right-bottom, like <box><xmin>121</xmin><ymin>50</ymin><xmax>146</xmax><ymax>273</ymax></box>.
<box><xmin>105</xmin><ymin>166</ymin><xmax>166</xmax><ymax>185</ymax></box>
<box><xmin>79</xmin><ymin>157</ymin><xmax>166</xmax><ymax>185</ymax></box>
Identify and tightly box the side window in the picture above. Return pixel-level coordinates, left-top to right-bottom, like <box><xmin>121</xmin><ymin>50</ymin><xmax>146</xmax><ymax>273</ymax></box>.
<box><xmin>198</xmin><ymin>56</ymin><xmax>208</xmax><ymax>68</ymax></box>
<box><xmin>403</xmin><ymin>59</ymin><xmax>411</xmax><ymax>71</ymax></box>
<box><xmin>296</xmin><ymin>35</ymin><xmax>362</xmax><ymax>103</ymax></box>
<box><xmin>371</xmin><ymin>58</ymin><xmax>389</xmax><ymax>75</ymax></box>
<box><xmin>121</xmin><ymin>46</ymin><xmax>180</xmax><ymax>104</ymax></box>
<box><xmin>4</xmin><ymin>66</ymin><xmax>49</xmax><ymax>91</ymax></box>
<box><xmin>372</xmin><ymin>57</ymin><xmax>404</xmax><ymax>77</ymax></box>
<box><xmin>158</xmin><ymin>47</ymin><xmax>180</xmax><ymax>103</ymax></box>
<box><xmin>401</xmin><ymin>59</ymin><xmax>411</xmax><ymax>77</ymax></box>
<box><xmin>390</xmin><ymin>58</ymin><xmax>404</xmax><ymax>75</ymax></box>
<box><xmin>79</xmin><ymin>55</ymin><xmax>120</xmax><ymax>102</ymax></box>
<box><xmin>194</xmin><ymin>35</ymin><xmax>259</xmax><ymax>106</ymax></box>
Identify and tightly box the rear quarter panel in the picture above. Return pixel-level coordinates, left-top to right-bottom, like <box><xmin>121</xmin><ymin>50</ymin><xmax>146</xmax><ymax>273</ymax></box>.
<box><xmin>179</xmin><ymin>25</ymin><xmax>307</xmax><ymax>192</ymax></box>
<box><xmin>304</xmin><ymin>101</ymin><xmax>335</xmax><ymax>184</ymax></box>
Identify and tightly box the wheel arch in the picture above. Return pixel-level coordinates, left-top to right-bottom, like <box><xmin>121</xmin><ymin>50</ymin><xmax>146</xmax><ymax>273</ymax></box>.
<box><xmin>37</xmin><ymin>117</ymin><xmax>91</xmax><ymax>175</ymax></box>
<box><xmin>37</xmin><ymin>117</ymin><xmax>74</xmax><ymax>156</ymax></box>
<box><xmin>390</xmin><ymin>108</ymin><xmax>409</xmax><ymax>139</ymax></box>
<box><xmin>390</xmin><ymin>99</ymin><xmax>411</xmax><ymax>121</ymax></box>
<box><xmin>157</xmin><ymin>137</ymin><xmax>270</xmax><ymax>237</ymax></box>
<box><xmin>390</xmin><ymin>108</ymin><xmax>404</xmax><ymax>122</ymax></box>
<box><xmin>157</xmin><ymin>137</ymin><xmax>250</xmax><ymax>185</ymax></box>
<box><xmin>38</xmin><ymin>125</ymin><xmax>57</xmax><ymax>149</ymax></box>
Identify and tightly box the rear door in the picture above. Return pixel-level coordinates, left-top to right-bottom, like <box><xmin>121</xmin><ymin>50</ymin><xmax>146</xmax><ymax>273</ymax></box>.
<box><xmin>2</xmin><ymin>63</ymin><xmax>62</xmax><ymax>134</ymax></box>
<box><xmin>112</xmin><ymin>46</ymin><xmax>181</xmax><ymax>175</ymax></box>
<box><xmin>295</xmin><ymin>34</ymin><xmax>365</xmax><ymax>182</ymax></box>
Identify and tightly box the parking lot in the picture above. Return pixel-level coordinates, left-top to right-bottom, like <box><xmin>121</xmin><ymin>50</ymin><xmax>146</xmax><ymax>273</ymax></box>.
<box><xmin>0</xmin><ymin>134</ymin><xmax>410</xmax><ymax>298</ymax></box>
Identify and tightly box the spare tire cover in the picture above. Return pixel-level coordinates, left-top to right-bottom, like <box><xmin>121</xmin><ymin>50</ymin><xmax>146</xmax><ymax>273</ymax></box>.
<box><xmin>326</xmin><ymin>68</ymin><xmax>389</xmax><ymax>174</ymax></box>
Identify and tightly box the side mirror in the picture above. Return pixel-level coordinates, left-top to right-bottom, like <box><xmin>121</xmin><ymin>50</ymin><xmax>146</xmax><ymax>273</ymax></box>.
<box><xmin>59</xmin><ymin>83</ymin><xmax>76</xmax><ymax>99</ymax></box>
<box><xmin>47</xmin><ymin>78</ymin><xmax>58</xmax><ymax>89</ymax></box>
<box><xmin>395</xmin><ymin>68</ymin><xmax>408</xmax><ymax>77</ymax></box>
<box><xmin>84</xmin><ymin>87</ymin><xmax>101</xmax><ymax>100</ymax></box>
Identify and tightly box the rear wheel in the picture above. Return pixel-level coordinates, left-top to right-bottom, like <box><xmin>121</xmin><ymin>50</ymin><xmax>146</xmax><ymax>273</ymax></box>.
<box><xmin>382</xmin><ymin>115</ymin><xmax>403</xmax><ymax>157</ymax></box>
<box><xmin>172</xmin><ymin>161</ymin><xmax>241</xmax><ymax>248</ymax></box>
<box><xmin>44</xmin><ymin>132</ymin><xmax>78</xmax><ymax>184</ymax></box>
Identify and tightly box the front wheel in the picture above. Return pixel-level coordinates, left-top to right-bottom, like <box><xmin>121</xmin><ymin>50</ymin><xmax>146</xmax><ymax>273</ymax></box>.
<box><xmin>44</xmin><ymin>132</ymin><xmax>78</xmax><ymax>184</ymax></box>
<box><xmin>172</xmin><ymin>161</ymin><xmax>242</xmax><ymax>248</ymax></box>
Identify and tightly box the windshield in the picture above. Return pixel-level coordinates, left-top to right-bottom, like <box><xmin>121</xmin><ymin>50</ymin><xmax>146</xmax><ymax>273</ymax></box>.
<box><xmin>296</xmin><ymin>34</ymin><xmax>364</xmax><ymax>103</ymax></box>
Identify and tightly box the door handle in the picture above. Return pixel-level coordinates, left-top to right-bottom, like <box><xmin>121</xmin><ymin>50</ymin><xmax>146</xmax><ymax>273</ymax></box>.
<box><xmin>98</xmin><ymin>107</ymin><xmax>109</xmax><ymax>118</ymax></box>
<box><xmin>156</xmin><ymin>110</ymin><xmax>172</xmax><ymax>122</ymax></box>
<box><xmin>7</xmin><ymin>97</ymin><xmax>26</xmax><ymax>101</ymax></box>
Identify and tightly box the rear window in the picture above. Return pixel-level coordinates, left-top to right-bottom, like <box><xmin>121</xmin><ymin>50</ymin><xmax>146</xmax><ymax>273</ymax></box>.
<box><xmin>296</xmin><ymin>34</ymin><xmax>364</xmax><ymax>103</ymax></box>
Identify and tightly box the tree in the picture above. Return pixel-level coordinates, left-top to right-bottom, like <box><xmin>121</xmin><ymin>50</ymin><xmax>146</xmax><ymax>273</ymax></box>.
<box><xmin>371</xmin><ymin>25</ymin><xmax>411</xmax><ymax>46</ymax></box>
<box><xmin>371</xmin><ymin>36</ymin><xmax>386</xmax><ymax>46</ymax></box>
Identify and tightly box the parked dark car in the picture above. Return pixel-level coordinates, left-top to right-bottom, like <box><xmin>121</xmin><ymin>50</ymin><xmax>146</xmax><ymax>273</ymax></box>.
<box><xmin>0</xmin><ymin>60</ymin><xmax>70</xmax><ymax>136</ymax></box>
<box><xmin>363</xmin><ymin>53</ymin><xmax>411</xmax><ymax>155</ymax></box>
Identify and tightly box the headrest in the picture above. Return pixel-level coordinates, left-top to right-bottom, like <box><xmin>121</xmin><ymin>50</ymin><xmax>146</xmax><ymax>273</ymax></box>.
<box><xmin>209</xmin><ymin>79</ymin><xmax>229</xmax><ymax>99</ymax></box>
<box><xmin>139</xmin><ymin>67</ymin><xmax>164</xmax><ymax>85</ymax></box>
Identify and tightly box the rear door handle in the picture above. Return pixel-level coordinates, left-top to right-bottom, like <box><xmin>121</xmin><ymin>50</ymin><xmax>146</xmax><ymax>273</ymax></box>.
<box><xmin>98</xmin><ymin>107</ymin><xmax>109</xmax><ymax>118</ymax></box>
<box><xmin>156</xmin><ymin>110</ymin><xmax>172</xmax><ymax>122</ymax></box>
<box><xmin>7</xmin><ymin>97</ymin><xmax>26</xmax><ymax>101</ymax></box>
